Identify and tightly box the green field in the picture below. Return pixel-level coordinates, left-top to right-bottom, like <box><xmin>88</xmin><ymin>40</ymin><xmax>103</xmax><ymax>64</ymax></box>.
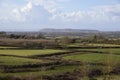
<box><xmin>0</xmin><ymin>65</ymin><xmax>78</xmax><ymax>77</ymax></box>
<box><xmin>68</xmin><ymin>43</ymin><xmax>120</xmax><ymax>47</ymax></box>
<box><xmin>0</xmin><ymin>47</ymin><xmax>120</xmax><ymax>79</ymax></box>
<box><xmin>96</xmin><ymin>75</ymin><xmax>120</xmax><ymax>80</ymax></box>
<box><xmin>0</xmin><ymin>49</ymin><xmax>66</xmax><ymax>56</ymax></box>
<box><xmin>0</xmin><ymin>49</ymin><xmax>66</xmax><ymax>66</ymax></box>
<box><xmin>0</xmin><ymin>49</ymin><xmax>78</xmax><ymax>78</ymax></box>
<box><xmin>78</xmin><ymin>48</ymin><xmax>120</xmax><ymax>55</ymax></box>
<box><xmin>0</xmin><ymin>56</ymin><xmax>50</xmax><ymax>65</ymax></box>
<box><xmin>87</xmin><ymin>43</ymin><xmax>120</xmax><ymax>47</ymax></box>
<box><xmin>63</xmin><ymin>53</ymin><xmax>120</xmax><ymax>63</ymax></box>
<box><xmin>0</xmin><ymin>46</ymin><xmax>19</xmax><ymax>49</ymax></box>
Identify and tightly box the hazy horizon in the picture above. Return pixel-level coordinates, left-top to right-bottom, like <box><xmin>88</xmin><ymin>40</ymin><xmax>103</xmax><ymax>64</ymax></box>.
<box><xmin>1</xmin><ymin>28</ymin><xmax>120</xmax><ymax>32</ymax></box>
<box><xmin>0</xmin><ymin>0</ymin><xmax>120</xmax><ymax>31</ymax></box>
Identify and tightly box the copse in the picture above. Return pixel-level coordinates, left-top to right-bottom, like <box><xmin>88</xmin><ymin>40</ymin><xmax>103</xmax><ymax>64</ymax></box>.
<box><xmin>60</xmin><ymin>36</ymin><xmax>72</xmax><ymax>45</ymax></box>
<box><xmin>0</xmin><ymin>31</ymin><xmax>7</xmax><ymax>38</ymax></box>
<box><xmin>8</xmin><ymin>33</ymin><xmax>45</xmax><ymax>39</ymax></box>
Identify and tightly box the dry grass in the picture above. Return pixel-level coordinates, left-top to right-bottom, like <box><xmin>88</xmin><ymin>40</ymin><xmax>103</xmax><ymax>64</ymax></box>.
<box><xmin>102</xmin><ymin>50</ymin><xmax>118</xmax><ymax>80</ymax></box>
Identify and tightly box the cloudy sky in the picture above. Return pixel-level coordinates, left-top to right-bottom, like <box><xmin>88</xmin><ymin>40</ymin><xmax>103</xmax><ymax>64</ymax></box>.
<box><xmin>0</xmin><ymin>0</ymin><xmax>120</xmax><ymax>31</ymax></box>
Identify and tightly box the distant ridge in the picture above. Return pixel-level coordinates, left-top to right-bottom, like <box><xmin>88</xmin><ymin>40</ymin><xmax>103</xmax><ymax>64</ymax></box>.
<box><xmin>40</xmin><ymin>28</ymin><xmax>100</xmax><ymax>33</ymax></box>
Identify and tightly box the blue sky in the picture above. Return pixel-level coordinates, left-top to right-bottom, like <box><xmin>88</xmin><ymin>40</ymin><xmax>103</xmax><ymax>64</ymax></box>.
<box><xmin>0</xmin><ymin>0</ymin><xmax>120</xmax><ymax>31</ymax></box>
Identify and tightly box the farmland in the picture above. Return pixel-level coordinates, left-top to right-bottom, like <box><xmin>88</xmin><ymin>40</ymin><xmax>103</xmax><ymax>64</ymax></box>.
<box><xmin>0</xmin><ymin>33</ymin><xmax>120</xmax><ymax>80</ymax></box>
<box><xmin>1</xmin><ymin>0</ymin><xmax>120</xmax><ymax>79</ymax></box>
<box><xmin>0</xmin><ymin>56</ymin><xmax>47</xmax><ymax>65</ymax></box>
<box><xmin>0</xmin><ymin>45</ymin><xmax>120</xmax><ymax>80</ymax></box>
<box><xmin>78</xmin><ymin>48</ymin><xmax>120</xmax><ymax>55</ymax></box>
<box><xmin>0</xmin><ymin>49</ymin><xmax>66</xmax><ymax>56</ymax></box>
<box><xmin>63</xmin><ymin>53</ymin><xmax>120</xmax><ymax>64</ymax></box>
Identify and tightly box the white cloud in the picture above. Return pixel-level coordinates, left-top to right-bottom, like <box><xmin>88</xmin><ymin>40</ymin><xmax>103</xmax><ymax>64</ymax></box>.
<box><xmin>26</xmin><ymin>0</ymin><xmax>69</xmax><ymax>14</ymax></box>
<box><xmin>51</xmin><ymin>4</ymin><xmax>120</xmax><ymax>23</ymax></box>
<box><xmin>21</xmin><ymin>1</ymin><xmax>32</xmax><ymax>13</ymax></box>
<box><xmin>0</xmin><ymin>0</ymin><xmax>120</xmax><ymax>31</ymax></box>
<box><xmin>28</xmin><ymin>0</ymin><xmax>57</xmax><ymax>14</ymax></box>
<box><xmin>1</xmin><ymin>0</ymin><xmax>120</xmax><ymax>23</ymax></box>
<box><xmin>0</xmin><ymin>0</ymin><xmax>70</xmax><ymax>22</ymax></box>
<box><xmin>12</xmin><ymin>1</ymin><xmax>33</xmax><ymax>21</ymax></box>
<box><xmin>11</xmin><ymin>0</ymin><xmax>59</xmax><ymax>21</ymax></box>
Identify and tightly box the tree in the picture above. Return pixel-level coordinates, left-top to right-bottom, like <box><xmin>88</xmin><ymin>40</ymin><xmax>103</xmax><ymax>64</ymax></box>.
<box><xmin>37</xmin><ymin>33</ymin><xmax>45</xmax><ymax>39</ymax></box>
<box><xmin>92</xmin><ymin>35</ymin><xmax>98</xmax><ymax>42</ymax></box>
<box><xmin>0</xmin><ymin>31</ymin><xmax>7</xmax><ymax>38</ymax></box>
<box><xmin>60</xmin><ymin>36</ymin><xmax>71</xmax><ymax>45</ymax></box>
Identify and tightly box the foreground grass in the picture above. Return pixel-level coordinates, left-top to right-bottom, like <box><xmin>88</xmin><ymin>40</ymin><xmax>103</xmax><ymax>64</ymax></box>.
<box><xmin>0</xmin><ymin>65</ymin><xmax>78</xmax><ymax>77</ymax></box>
<box><xmin>96</xmin><ymin>75</ymin><xmax>120</xmax><ymax>80</ymax></box>
<box><xmin>0</xmin><ymin>49</ymin><xmax>66</xmax><ymax>56</ymax></box>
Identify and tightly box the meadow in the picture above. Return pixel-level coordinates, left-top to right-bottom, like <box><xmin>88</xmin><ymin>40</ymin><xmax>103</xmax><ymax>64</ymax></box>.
<box><xmin>0</xmin><ymin>49</ymin><xmax>66</xmax><ymax>56</ymax></box>
<box><xmin>0</xmin><ymin>44</ymin><xmax>120</xmax><ymax>80</ymax></box>
<box><xmin>0</xmin><ymin>56</ymin><xmax>47</xmax><ymax>65</ymax></box>
<box><xmin>78</xmin><ymin>48</ymin><xmax>120</xmax><ymax>55</ymax></box>
<box><xmin>63</xmin><ymin>53</ymin><xmax>120</xmax><ymax>64</ymax></box>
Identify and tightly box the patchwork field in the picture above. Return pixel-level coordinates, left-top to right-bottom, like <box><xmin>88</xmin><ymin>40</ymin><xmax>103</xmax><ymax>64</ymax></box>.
<box><xmin>0</xmin><ymin>65</ymin><xmax>78</xmax><ymax>77</ymax></box>
<box><xmin>0</xmin><ymin>45</ymin><xmax>120</xmax><ymax>80</ymax></box>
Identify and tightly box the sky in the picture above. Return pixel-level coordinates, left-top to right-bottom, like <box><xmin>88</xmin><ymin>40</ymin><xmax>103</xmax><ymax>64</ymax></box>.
<box><xmin>0</xmin><ymin>0</ymin><xmax>120</xmax><ymax>31</ymax></box>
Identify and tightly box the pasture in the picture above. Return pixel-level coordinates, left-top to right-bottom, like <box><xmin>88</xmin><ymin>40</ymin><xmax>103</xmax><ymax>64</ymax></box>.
<box><xmin>0</xmin><ymin>45</ymin><xmax>120</xmax><ymax>80</ymax></box>
<box><xmin>0</xmin><ymin>65</ymin><xmax>78</xmax><ymax>77</ymax></box>
<box><xmin>0</xmin><ymin>49</ymin><xmax>66</xmax><ymax>56</ymax></box>
<box><xmin>63</xmin><ymin>53</ymin><xmax>120</xmax><ymax>64</ymax></box>
<box><xmin>0</xmin><ymin>56</ymin><xmax>48</xmax><ymax>66</ymax></box>
<box><xmin>78</xmin><ymin>48</ymin><xmax>120</xmax><ymax>55</ymax></box>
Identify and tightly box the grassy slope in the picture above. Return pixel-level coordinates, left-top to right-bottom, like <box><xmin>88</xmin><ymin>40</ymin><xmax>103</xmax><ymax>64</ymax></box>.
<box><xmin>0</xmin><ymin>46</ymin><xmax>19</xmax><ymax>48</ymax></box>
<box><xmin>0</xmin><ymin>56</ymin><xmax>49</xmax><ymax>65</ymax></box>
<box><xmin>68</xmin><ymin>43</ymin><xmax>120</xmax><ymax>47</ymax></box>
<box><xmin>79</xmin><ymin>48</ymin><xmax>120</xmax><ymax>55</ymax></box>
<box><xmin>0</xmin><ymin>45</ymin><xmax>120</xmax><ymax>78</ymax></box>
<box><xmin>0</xmin><ymin>49</ymin><xmax>66</xmax><ymax>56</ymax></box>
<box><xmin>0</xmin><ymin>65</ymin><xmax>78</xmax><ymax>77</ymax></box>
<box><xmin>97</xmin><ymin>75</ymin><xmax>120</xmax><ymax>80</ymax></box>
<box><xmin>63</xmin><ymin>53</ymin><xmax>120</xmax><ymax>63</ymax></box>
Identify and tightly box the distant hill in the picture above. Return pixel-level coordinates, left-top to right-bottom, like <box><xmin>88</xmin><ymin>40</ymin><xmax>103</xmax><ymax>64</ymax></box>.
<box><xmin>40</xmin><ymin>28</ymin><xmax>99</xmax><ymax>33</ymax></box>
<box><xmin>5</xmin><ymin>29</ymin><xmax>120</xmax><ymax>38</ymax></box>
